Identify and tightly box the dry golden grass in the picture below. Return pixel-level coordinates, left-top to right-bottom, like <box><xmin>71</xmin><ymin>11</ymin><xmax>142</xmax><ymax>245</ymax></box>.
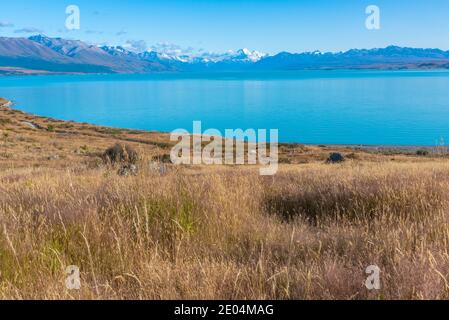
<box><xmin>1</xmin><ymin>103</ymin><xmax>449</xmax><ymax>299</ymax></box>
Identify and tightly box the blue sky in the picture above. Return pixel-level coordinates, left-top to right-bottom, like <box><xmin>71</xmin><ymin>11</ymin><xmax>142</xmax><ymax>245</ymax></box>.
<box><xmin>1</xmin><ymin>0</ymin><xmax>449</xmax><ymax>54</ymax></box>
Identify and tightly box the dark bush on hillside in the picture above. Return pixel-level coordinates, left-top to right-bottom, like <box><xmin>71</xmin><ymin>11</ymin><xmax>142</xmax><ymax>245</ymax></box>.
<box><xmin>152</xmin><ymin>154</ymin><xmax>172</xmax><ymax>163</ymax></box>
<box><xmin>416</xmin><ymin>149</ymin><xmax>429</xmax><ymax>156</ymax></box>
<box><xmin>103</xmin><ymin>143</ymin><xmax>139</xmax><ymax>165</ymax></box>
<box><xmin>326</xmin><ymin>152</ymin><xmax>345</xmax><ymax>164</ymax></box>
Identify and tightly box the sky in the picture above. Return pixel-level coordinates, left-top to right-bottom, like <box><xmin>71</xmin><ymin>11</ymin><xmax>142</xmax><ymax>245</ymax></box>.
<box><xmin>1</xmin><ymin>0</ymin><xmax>449</xmax><ymax>54</ymax></box>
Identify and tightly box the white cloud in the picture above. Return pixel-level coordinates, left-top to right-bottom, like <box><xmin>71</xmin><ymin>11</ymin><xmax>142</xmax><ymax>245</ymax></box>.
<box><xmin>150</xmin><ymin>42</ymin><xmax>196</xmax><ymax>57</ymax></box>
<box><xmin>116</xmin><ymin>30</ymin><xmax>127</xmax><ymax>36</ymax></box>
<box><xmin>123</xmin><ymin>39</ymin><xmax>147</xmax><ymax>53</ymax></box>
<box><xmin>14</xmin><ymin>27</ymin><xmax>43</xmax><ymax>34</ymax></box>
<box><xmin>85</xmin><ymin>30</ymin><xmax>104</xmax><ymax>35</ymax></box>
<box><xmin>0</xmin><ymin>21</ymin><xmax>14</xmax><ymax>28</ymax></box>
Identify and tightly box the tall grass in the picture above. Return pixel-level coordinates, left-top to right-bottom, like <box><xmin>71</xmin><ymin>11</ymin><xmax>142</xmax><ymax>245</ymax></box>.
<box><xmin>1</xmin><ymin>161</ymin><xmax>449</xmax><ymax>299</ymax></box>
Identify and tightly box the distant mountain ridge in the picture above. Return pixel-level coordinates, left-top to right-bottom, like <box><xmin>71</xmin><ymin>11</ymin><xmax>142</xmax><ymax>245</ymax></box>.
<box><xmin>257</xmin><ymin>46</ymin><xmax>449</xmax><ymax>70</ymax></box>
<box><xmin>0</xmin><ymin>35</ymin><xmax>448</xmax><ymax>75</ymax></box>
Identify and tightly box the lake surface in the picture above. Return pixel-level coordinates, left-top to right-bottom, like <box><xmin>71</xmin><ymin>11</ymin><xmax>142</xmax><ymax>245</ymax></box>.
<box><xmin>1</xmin><ymin>70</ymin><xmax>449</xmax><ymax>146</ymax></box>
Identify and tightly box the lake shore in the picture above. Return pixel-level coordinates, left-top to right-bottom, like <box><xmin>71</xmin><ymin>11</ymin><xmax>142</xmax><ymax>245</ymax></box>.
<box><xmin>0</xmin><ymin>97</ymin><xmax>443</xmax><ymax>156</ymax></box>
<box><xmin>3</xmin><ymin>70</ymin><xmax>449</xmax><ymax>146</ymax></box>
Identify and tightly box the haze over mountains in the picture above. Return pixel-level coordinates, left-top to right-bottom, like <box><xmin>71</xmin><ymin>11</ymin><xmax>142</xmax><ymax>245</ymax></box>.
<box><xmin>0</xmin><ymin>35</ymin><xmax>449</xmax><ymax>75</ymax></box>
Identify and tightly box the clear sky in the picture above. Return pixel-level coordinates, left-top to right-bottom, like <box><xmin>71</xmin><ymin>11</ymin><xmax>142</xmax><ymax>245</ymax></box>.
<box><xmin>1</xmin><ymin>0</ymin><xmax>449</xmax><ymax>54</ymax></box>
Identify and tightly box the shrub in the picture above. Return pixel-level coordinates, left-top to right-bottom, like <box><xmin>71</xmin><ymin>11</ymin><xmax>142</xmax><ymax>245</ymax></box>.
<box><xmin>103</xmin><ymin>143</ymin><xmax>139</xmax><ymax>165</ymax></box>
<box><xmin>416</xmin><ymin>149</ymin><xmax>429</xmax><ymax>156</ymax></box>
<box><xmin>326</xmin><ymin>152</ymin><xmax>345</xmax><ymax>163</ymax></box>
<box><xmin>278</xmin><ymin>157</ymin><xmax>292</xmax><ymax>164</ymax></box>
<box><xmin>152</xmin><ymin>153</ymin><xmax>172</xmax><ymax>163</ymax></box>
<box><xmin>95</xmin><ymin>127</ymin><xmax>122</xmax><ymax>135</ymax></box>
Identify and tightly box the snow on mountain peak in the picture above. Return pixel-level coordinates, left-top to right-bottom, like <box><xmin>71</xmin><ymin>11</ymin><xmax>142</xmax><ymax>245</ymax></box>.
<box><xmin>63</xmin><ymin>37</ymin><xmax>269</xmax><ymax>65</ymax></box>
<box><xmin>235</xmin><ymin>48</ymin><xmax>267</xmax><ymax>62</ymax></box>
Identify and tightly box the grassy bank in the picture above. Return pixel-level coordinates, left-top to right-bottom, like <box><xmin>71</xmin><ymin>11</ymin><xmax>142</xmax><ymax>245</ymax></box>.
<box><xmin>1</xmin><ymin>103</ymin><xmax>449</xmax><ymax>299</ymax></box>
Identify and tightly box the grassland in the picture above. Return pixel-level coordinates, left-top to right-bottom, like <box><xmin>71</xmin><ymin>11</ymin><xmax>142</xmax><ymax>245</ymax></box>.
<box><xmin>1</xmin><ymin>99</ymin><xmax>449</xmax><ymax>300</ymax></box>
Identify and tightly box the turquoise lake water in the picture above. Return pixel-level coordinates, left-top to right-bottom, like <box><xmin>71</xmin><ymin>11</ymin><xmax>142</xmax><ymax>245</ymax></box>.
<box><xmin>1</xmin><ymin>70</ymin><xmax>449</xmax><ymax>145</ymax></box>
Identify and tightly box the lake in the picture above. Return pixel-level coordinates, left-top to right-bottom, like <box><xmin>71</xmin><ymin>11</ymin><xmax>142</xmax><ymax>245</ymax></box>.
<box><xmin>1</xmin><ymin>70</ymin><xmax>449</xmax><ymax>146</ymax></box>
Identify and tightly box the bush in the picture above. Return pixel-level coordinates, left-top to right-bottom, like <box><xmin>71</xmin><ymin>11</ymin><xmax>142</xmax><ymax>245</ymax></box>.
<box><xmin>416</xmin><ymin>149</ymin><xmax>429</xmax><ymax>156</ymax></box>
<box><xmin>103</xmin><ymin>143</ymin><xmax>139</xmax><ymax>165</ymax></box>
<box><xmin>152</xmin><ymin>154</ymin><xmax>172</xmax><ymax>164</ymax></box>
<box><xmin>326</xmin><ymin>152</ymin><xmax>345</xmax><ymax>164</ymax></box>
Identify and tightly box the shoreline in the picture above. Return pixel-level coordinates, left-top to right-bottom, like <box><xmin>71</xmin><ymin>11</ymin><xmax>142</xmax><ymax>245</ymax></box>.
<box><xmin>1</xmin><ymin>68</ymin><xmax>449</xmax><ymax>78</ymax></box>
<box><xmin>0</xmin><ymin>98</ymin><xmax>444</xmax><ymax>153</ymax></box>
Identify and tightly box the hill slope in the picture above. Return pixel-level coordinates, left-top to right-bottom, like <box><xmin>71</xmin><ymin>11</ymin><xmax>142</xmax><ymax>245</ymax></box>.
<box><xmin>0</xmin><ymin>98</ymin><xmax>449</xmax><ymax>299</ymax></box>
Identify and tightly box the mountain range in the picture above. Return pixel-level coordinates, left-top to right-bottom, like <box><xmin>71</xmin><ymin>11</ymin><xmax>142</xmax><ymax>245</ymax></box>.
<box><xmin>0</xmin><ymin>35</ymin><xmax>449</xmax><ymax>75</ymax></box>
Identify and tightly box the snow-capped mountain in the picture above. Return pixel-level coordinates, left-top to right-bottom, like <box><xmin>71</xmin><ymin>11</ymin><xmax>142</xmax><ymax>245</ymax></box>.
<box><xmin>136</xmin><ymin>45</ymin><xmax>267</xmax><ymax>64</ymax></box>
<box><xmin>191</xmin><ymin>48</ymin><xmax>267</xmax><ymax>64</ymax></box>
<box><xmin>100</xmin><ymin>45</ymin><xmax>137</xmax><ymax>57</ymax></box>
<box><xmin>0</xmin><ymin>35</ymin><xmax>448</xmax><ymax>74</ymax></box>
<box><xmin>232</xmin><ymin>48</ymin><xmax>267</xmax><ymax>62</ymax></box>
<box><xmin>256</xmin><ymin>45</ymin><xmax>449</xmax><ymax>70</ymax></box>
<box><xmin>29</xmin><ymin>35</ymin><xmax>96</xmax><ymax>57</ymax></box>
